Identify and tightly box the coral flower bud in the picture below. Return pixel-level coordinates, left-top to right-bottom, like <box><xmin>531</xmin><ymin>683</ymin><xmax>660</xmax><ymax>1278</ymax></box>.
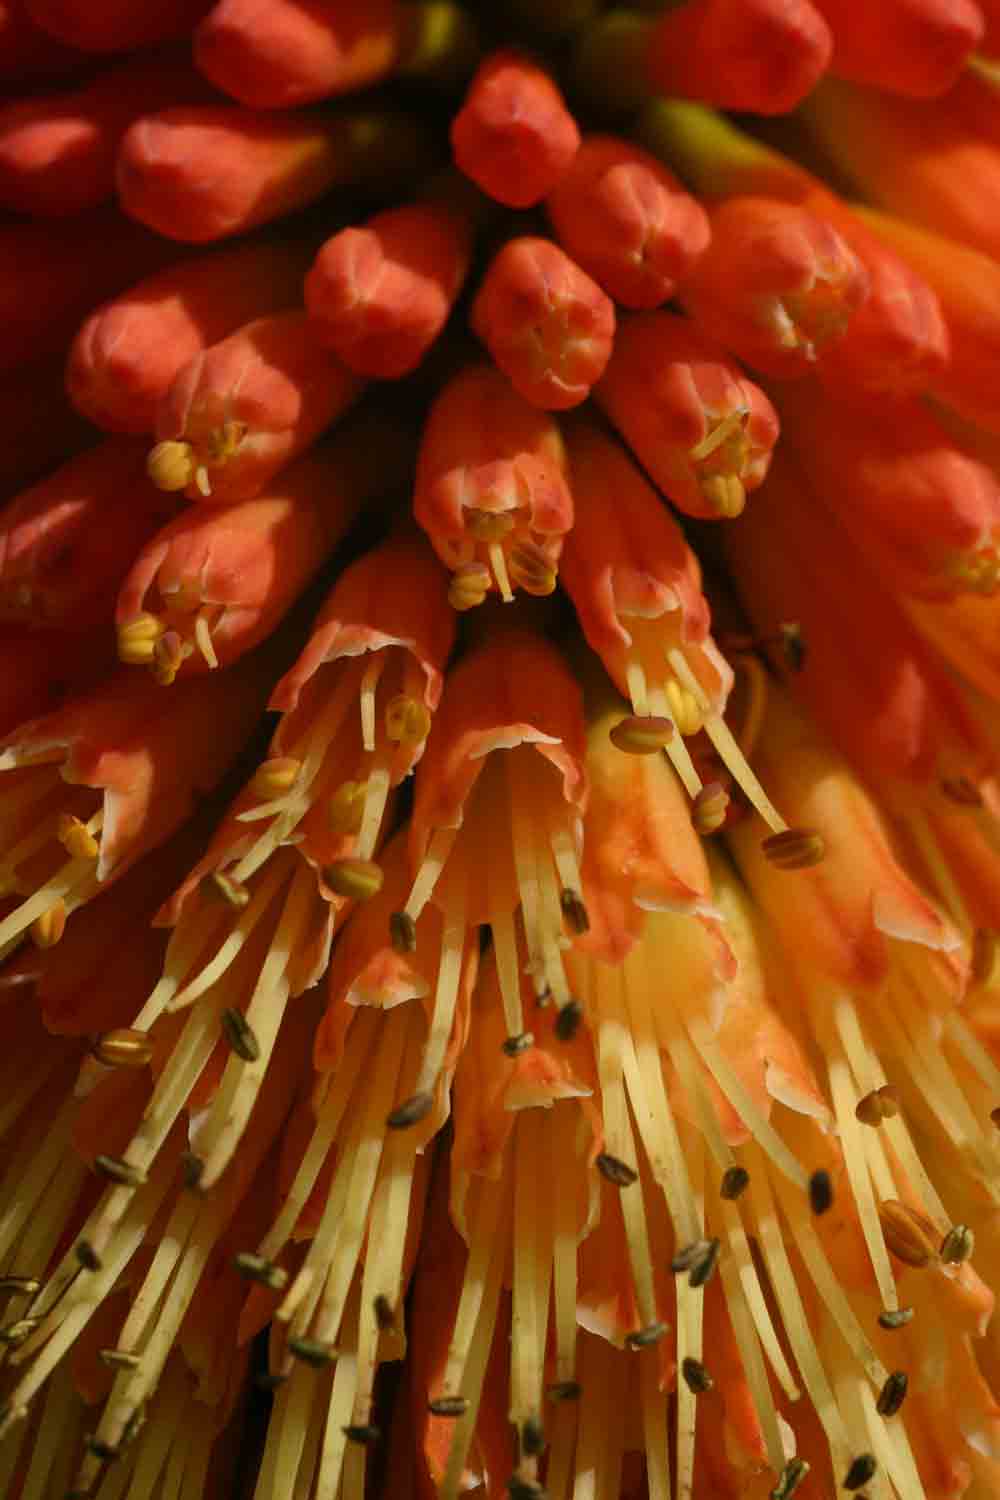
<box><xmin>0</xmin><ymin>440</ymin><xmax>179</xmax><ymax>630</ymax></box>
<box><xmin>413</xmin><ymin>362</ymin><xmax>573</xmax><ymax>600</ymax></box>
<box><xmin>803</xmin><ymin>70</ymin><xmax>1000</xmax><ymax>260</ymax></box>
<box><xmin>678</xmin><ymin>196</ymin><xmax>869</xmax><ymax>378</ymax></box>
<box><xmin>305</xmin><ymin>192</ymin><xmax>475</xmax><ymax>378</ymax></box>
<box><xmin>811</xmin><ymin>0</ymin><xmax>984</xmax><ymax>96</ymax></box>
<box><xmin>777</xmin><ymin>383</ymin><xmax>1000</xmax><ymax>602</ymax></box>
<box><xmin>194</xmin><ymin>0</ymin><xmax>403</xmax><ymax>108</ymax></box>
<box><xmin>67</xmin><ymin>240</ymin><xmax>314</xmax><ymax>434</ymax></box>
<box><xmin>117</xmin><ymin>105</ymin><xmax>434</xmax><ymax>243</ymax></box>
<box><xmin>545</xmin><ymin>133</ymin><xmax>711</xmax><ymax>310</ymax></box>
<box><xmin>450</xmin><ymin>49</ymin><xmax>580</xmax><ymax>208</ymax></box>
<box><xmin>24</xmin><ymin>0</ymin><xmax>212</xmax><ymax>51</ymax></box>
<box><xmin>0</xmin><ymin>55</ymin><xmax>213</xmax><ymax>217</ymax></box>
<box><xmin>151</xmin><ymin>311</ymin><xmax>363</xmax><ymax>502</ymax></box>
<box><xmin>116</xmin><ymin>420</ymin><xmax>392</xmax><ymax>682</ymax></box>
<box><xmin>644</xmin><ymin>0</ymin><xmax>833</xmax><ymax>116</ymax></box>
<box><xmin>471</xmin><ymin>236</ymin><xmax>615</xmax><ymax>410</ymax></box>
<box><xmin>593</xmin><ymin>310</ymin><xmax>780</xmax><ymax>521</ymax></box>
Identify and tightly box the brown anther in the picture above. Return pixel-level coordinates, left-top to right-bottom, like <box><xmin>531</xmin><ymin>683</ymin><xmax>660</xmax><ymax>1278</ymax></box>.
<box><xmin>147</xmin><ymin>440</ymin><xmax>195</xmax><ymax>492</ymax></box>
<box><xmin>203</xmin><ymin>869</ymin><xmax>250</xmax><ymax>909</ymax></box>
<box><xmin>876</xmin><ymin>1370</ymin><xmax>908</xmax><ymax>1417</ymax></box>
<box><xmin>992</xmin><ymin>1104</ymin><xmax>1000</xmax><ymax>1130</ymax></box>
<box><xmin>386</xmin><ymin>1091</ymin><xmax>434</xmax><ymax>1130</ymax></box>
<box><xmin>771</xmin><ymin>1458</ymin><xmax>810</xmax><ymax>1500</ymax></box>
<box><xmin>546</xmin><ymin>1379</ymin><xmax>582</xmax><ymax>1402</ymax></box>
<box><xmin>328</xmin><ymin>780</ymin><xmax>366</xmax><ymax>836</ymax></box>
<box><xmin>288</xmin><ymin>1336</ymin><xmax>337</xmax><ymax>1368</ymax></box>
<box><xmin>94</xmin><ymin>1154</ymin><xmax>146</xmax><ymax>1188</ymax></box>
<box><xmin>878</xmin><ymin>1306</ymin><xmax>914</xmax><ymax>1330</ymax></box>
<box><xmin>85</xmin><ymin>1435</ymin><xmax>121</xmax><ymax>1463</ymax></box>
<box><xmin>940</xmin><ymin>774</ymin><xmax>983</xmax><ymax>807</ymax></box>
<box><xmin>30</xmin><ymin>900</ymin><xmax>66</xmax><ymax>950</ymax></box>
<box><xmin>373</xmin><ymin>1295</ymin><xmax>396</xmax><ymax>1331</ymax></box>
<box><xmin>429</xmin><ymin>1395</ymin><xmax>469</xmax><ymax>1418</ymax></box>
<box><xmin>448</xmin><ymin>561</ymin><xmax>492</xmax><ymax>611</ymax></box>
<box><xmin>91</xmin><ymin>1029</ymin><xmax>155</xmax><ymax>1070</ymax></box>
<box><xmin>250</xmin><ymin>757</ymin><xmax>301</xmax><ymax>801</ymax></box>
<box><xmin>680</xmin><ymin>1356</ymin><xmax>714</xmax><ymax>1393</ymax></box>
<box><xmin>502</xmin><ymin>1032</ymin><xmax>534</xmax><ymax>1057</ymax></box>
<box><xmin>221</xmin><ymin>1008</ymin><xmax>261</xmax><ymax>1064</ymax></box>
<box><xmin>560</xmin><ymin>888</ymin><xmax>590</xmax><ymax>935</ymax></box>
<box><xmin>855</xmin><ymin>1085</ymin><xmax>900</xmax><ymax>1126</ymax></box>
<box><xmin>687</xmin><ymin>1238</ymin><xmax>721</xmax><ymax>1289</ymax></box>
<box><xmin>389</xmin><ymin>910</ymin><xmax>418</xmax><ymax>954</ymax></box>
<box><xmin>324</xmin><ymin>857</ymin><xmax>384</xmax><ymax>903</ymax></box>
<box><xmin>597</xmin><ymin>1152</ymin><xmax>638</xmax><ymax>1187</ymax></box>
<box><xmin>57</xmin><ymin>813</ymin><xmax>100</xmax><ymax>861</ymax></box>
<box><xmin>507</xmin><ymin>1479</ymin><xmax>548</xmax><ymax>1500</ymax></box>
<box><xmin>507</xmin><ymin>540</ymin><xmax>557</xmax><ymax>596</ymax></box>
<box><xmin>181</xmin><ymin>1152</ymin><xmax>205</xmax><ymax>1191</ymax></box>
<box><xmin>808</xmin><ymin>1169</ymin><xmax>833</xmax><ymax>1215</ymax></box>
<box><xmin>779</xmin><ymin>622</ymin><xmax>806</xmax><ymax>672</ymax></box>
<box><xmin>233</xmin><ymin>1253</ymin><xmax>288</xmax><ymax>1291</ymax></box>
<box><xmin>152</xmin><ymin>630</ymin><xmax>185</xmax><ymax>686</ymax></box>
<box><xmin>609</xmin><ymin>714</ymin><xmax>675</xmax><ymax>755</ymax></box>
<box><xmin>0</xmin><ymin>1277</ymin><xmax>40</xmax><ymax>1298</ymax></box>
<box><xmin>972</xmin><ymin>929</ymin><xmax>999</xmax><ymax>986</ymax></box>
<box><xmin>343</xmin><ymin>1423</ymin><xmax>381</xmax><ymax>1445</ymax></box>
<box><xmin>554</xmin><ymin>1000</ymin><xmax>582</xmax><ymax>1043</ymax></box>
<box><xmin>842</xmin><ymin>1455</ymin><xmax>877</xmax><ymax>1491</ymax></box>
<box><xmin>761</xmin><ymin>827</ymin><xmax>826</xmax><ymax>871</ymax></box>
<box><xmin>466</xmin><ymin>507</ymin><xmax>515</xmax><ymax>541</ymax></box>
<box><xmin>385</xmin><ymin>694</ymin><xmax>432</xmax><ymax>746</ymax></box>
<box><xmin>99</xmin><ymin>1349</ymin><xmax>140</xmax><ymax>1370</ymax></box>
<box><xmin>671</xmin><ymin>1239</ymin><xmax>709</xmax><ymax>1273</ymax></box>
<box><xmin>692</xmin><ymin>781</ymin><xmax>730</xmax><ymax>835</ymax></box>
<box><xmin>521</xmin><ymin>1415</ymin><xmax>546</xmax><ymax>1457</ymax></box>
<box><xmin>0</xmin><ymin>1317</ymin><xmax>39</xmax><ymax>1346</ymax></box>
<box><xmin>878</xmin><ymin>1200</ymin><xmax>938</xmax><ymax>1268</ymax></box>
<box><xmin>940</xmin><ymin>1224</ymin><xmax>975</xmax><ymax>1264</ymax></box>
<box><xmin>625</xmin><ymin>1320</ymin><xmax>669</xmax><ymax>1349</ymax></box>
<box><xmin>720</xmin><ymin>1165</ymin><xmax>750</xmax><ymax>1200</ymax></box>
<box><xmin>75</xmin><ymin>1240</ymin><xmax>102</xmax><ymax>1272</ymax></box>
<box><xmin>255</xmin><ymin>1370</ymin><xmax>288</xmax><ymax>1391</ymax></box>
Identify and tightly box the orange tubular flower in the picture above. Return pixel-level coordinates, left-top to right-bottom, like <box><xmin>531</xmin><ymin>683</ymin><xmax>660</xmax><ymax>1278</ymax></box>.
<box><xmin>193</xmin><ymin>0</ymin><xmax>404</xmax><ymax>108</ymax></box>
<box><xmin>776</xmin><ymin>382</ymin><xmax>1000</xmax><ymax>602</ymax></box>
<box><xmin>147</xmin><ymin>311</ymin><xmax>363</xmax><ymax>503</ymax></box>
<box><xmin>678</xmin><ymin>195</ymin><xmax>870</xmax><ymax>378</ymax></box>
<box><xmin>810</xmin><ymin>0</ymin><xmax>984</xmax><ymax>96</ymax></box>
<box><xmin>304</xmin><ymin>190</ymin><xmax>477</xmax><ymax>378</ymax></box>
<box><xmin>116</xmin><ymin>105</ymin><xmax>435</xmax><ymax>243</ymax></box>
<box><xmin>0</xmin><ymin>440</ymin><xmax>178</xmax><ymax>631</ymax></box>
<box><xmin>0</xmin><ymin>647</ymin><xmax>275</xmax><ymax>965</ymax></box>
<box><xmin>67</xmin><ymin>240</ymin><xmax>314</xmax><ymax>434</ymax></box>
<box><xmin>413</xmin><ymin>362</ymin><xmax>574</xmax><ymax>604</ymax></box>
<box><xmin>593</xmin><ymin>310</ymin><xmax>780</xmax><ymax>520</ymax></box>
<box><xmin>450</xmin><ymin>49</ymin><xmax>581</xmax><ymax>208</ymax></box>
<box><xmin>545</xmin><ymin>133</ymin><xmax>712</xmax><ymax>311</ymax></box>
<box><xmin>561</xmin><ymin>419</ymin><xmax>786</xmax><ymax>833</ymax></box>
<box><xmin>644</xmin><ymin>0</ymin><xmax>833</xmax><ymax>115</ymax></box>
<box><xmin>115</xmin><ymin>433</ymin><xmax>374</xmax><ymax>684</ymax></box>
<box><xmin>470</xmin><ymin>236</ymin><xmax>615</xmax><ymax>411</ymax></box>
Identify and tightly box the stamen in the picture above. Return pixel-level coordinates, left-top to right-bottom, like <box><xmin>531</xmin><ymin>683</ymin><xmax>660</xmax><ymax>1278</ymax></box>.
<box><xmin>489</xmin><ymin>541</ymin><xmax>514</xmax><ymax>603</ymax></box>
<box><xmin>448</xmin><ymin>562</ymin><xmax>491</xmax><ymax>611</ymax></box>
<box><xmin>492</xmin><ymin>906</ymin><xmax>527</xmax><ymax>1048</ymax></box>
<box><xmin>609</xmin><ymin>714</ymin><xmax>675</xmax><ymax>755</ymax></box>
<box><xmin>249</xmin><ymin>758</ymin><xmax>301</xmax><ymax>801</ymax></box>
<box><xmin>692</xmin><ymin>781</ymin><xmax>729</xmax><ymax>835</ymax></box>
<box><xmin>193</xmin><ymin>611</ymin><xmax>217</xmax><ymax>669</ymax></box>
<box><xmin>324</xmin><ymin>858</ymin><xmax>384</xmax><ymax>903</ymax></box>
<box><xmin>689</xmin><ymin>407</ymin><xmax>748</xmax><ymax>464</ymax></box>
<box><xmin>356</xmin><ymin>756</ymin><xmax>391</xmax><ymax>864</ymax></box>
<box><xmin>761</xmin><ymin>828</ymin><xmax>825</xmax><ymax>869</ymax></box>
<box><xmin>360</xmin><ymin>657</ymin><xmax>384</xmax><ymax>753</ymax></box>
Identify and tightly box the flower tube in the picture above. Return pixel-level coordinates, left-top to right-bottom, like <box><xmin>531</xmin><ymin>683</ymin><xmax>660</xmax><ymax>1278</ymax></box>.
<box><xmin>146</xmin><ymin>311</ymin><xmax>363</xmax><ymax>503</ymax></box>
<box><xmin>450</xmin><ymin>50</ymin><xmax>580</xmax><ymax>208</ymax></box>
<box><xmin>810</xmin><ymin>0</ymin><xmax>984</xmax><ymax>96</ymax></box>
<box><xmin>593</xmin><ymin>310</ymin><xmax>780</xmax><ymax>520</ymax></box>
<box><xmin>413</xmin><ymin>362</ymin><xmax>574</xmax><ymax>604</ymax></box>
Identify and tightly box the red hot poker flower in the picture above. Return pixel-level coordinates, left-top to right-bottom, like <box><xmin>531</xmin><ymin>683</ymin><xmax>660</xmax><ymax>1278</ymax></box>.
<box><xmin>116</xmin><ymin>104</ymin><xmax>434</xmax><ymax>243</ymax></box>
<box><xmin>194</xmin><ymin>0</ymin><xmax>403</xmax><ymax>108</ymax></box>
<box><xmin>147</xmin><ymin>310</ymin><xmax>363</xmax><ymax>502</ymax></box>
<box><xmin>0</xmin><ymin>439</ymin><xmax>179</xmax><ymax>631</ymax></box>
<box><xmin>117</xmin><ymin>419</ymin><xmax>395</xmax><ymax>683</ymax></box>
<box><xmin>304</xmin><ymin>190</ymin><xmax>476</xmax><ymax>378</ymax></box>
<box><xmin>470</xmin><ymin>235</ymin><xmax>616</xmax><ymax>410</ymax></box>
<box><xmin>545</xmin><ymin>132</ymin><xmax>711</xmax><ymax>311</ymax></box>
<box><xmin>678</xmin><ymin>195</ymin><xmax>870</xmax><ymax>378</ymax></box>
<box><xmin>413</xmin><ymin>362</ymin><xmax>574</xmax><ymax>604</ymax></box>
<box><xmin>68</xmin><ymin>239</ymin><xmax>314</xmax><ymax>434</ymax></box>
<box><xmin>593</xmin><ymin>310</ymin><xmax>780</xmax><ymax>521</ymax></box>
<box><xmin>450</xmin><ymin>49</ymin><xmax>580</xmax><ymax>208</ymax></box>
<box><xmin>810</xmin><ymin>0</ymin><xmax>984</xmax><ymax>97</ymax></box>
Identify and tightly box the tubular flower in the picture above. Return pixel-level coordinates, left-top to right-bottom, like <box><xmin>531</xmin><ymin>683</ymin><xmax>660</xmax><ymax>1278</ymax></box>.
<box><xmin>7</xmin><ymin>4</ymin><xmax>1000</xmax><ymax>1500</ymax></box>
